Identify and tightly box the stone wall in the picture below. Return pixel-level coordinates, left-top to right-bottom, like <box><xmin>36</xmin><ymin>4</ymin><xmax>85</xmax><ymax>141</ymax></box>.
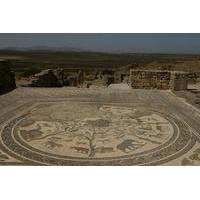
<box><xmin>130</xmin><ymin>70</ymin><xmax>188</xmax><ymax>91</ymax></box>
<box><xmin>0</xmin><ymin>61</ymin><xmax>16</xmax><ymax>94</ymax></box>
<box><xmin>130</xmin><ymin>70</ymin><xmax>171</xmax><ymax>89</ymax></box>
<box><xmin>170</xmin><ymin>72</ymin><xmax>188</xmax><ymax>91</ymax></box>
<box><xmin>187</xmin><ymin>72</ymin><xmax>198</xmax><ymax>84</ymax></box>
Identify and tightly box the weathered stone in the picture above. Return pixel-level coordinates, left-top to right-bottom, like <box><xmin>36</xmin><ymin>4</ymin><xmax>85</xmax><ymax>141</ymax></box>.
<box><xmin>64</xmin><ymin>75</ymin><xmax>78</xmax><ymax>86</ymax></box>
<box><xmin>114</xmin><ymin>64</ymin><xmax>134</xmax><ymax>84</ymax></box>
<box><xmin>170</xmin><ymin>71</ymin><xmax>188</xmax><ymax>91</ymax></box>
<box><xmin>130</xmin><ymin>70</ymin><xmax>171</xmax><ymax>90</ymax></box>
<box><xmin>77</xmin><ymin>70</ymin><xmax>84</xmax><ymax>87</ymax></box>
<box><xmin>130</xmin><ymin>70</ymin><xmax>188</xmax><ymax>91</ymax></box>
<box><xmin>29</xmin><ymin>68</ymin><xmax>64</xmax><ymax>87</ymax></box>
<box><xmin>0</xmin><ymin>61</ymin><xmax>16</xmax><ymax>94</ymax></box>
<box><xmin>187</xmin><ymin>72</ymin><xmax>198</xmax><ymax>84</ymax></box>
<box><xmin>102</xmin><ymin>75</ymin><xmax>114</xmax><ymax>86</ymax></box>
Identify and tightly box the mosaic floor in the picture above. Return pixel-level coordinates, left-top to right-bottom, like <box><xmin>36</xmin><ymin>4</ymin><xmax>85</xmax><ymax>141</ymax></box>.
<box><xmin>0</xmin><ymin>87</ymin><xmax>200</xmax><ymax>165</ymax></box>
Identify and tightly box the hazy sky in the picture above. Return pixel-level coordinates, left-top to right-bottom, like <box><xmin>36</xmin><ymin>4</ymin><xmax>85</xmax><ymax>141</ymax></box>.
<box><xmin>0</xmin><ymin>33</ymin><xmax>200</xmax><ymax>54</ymax></box>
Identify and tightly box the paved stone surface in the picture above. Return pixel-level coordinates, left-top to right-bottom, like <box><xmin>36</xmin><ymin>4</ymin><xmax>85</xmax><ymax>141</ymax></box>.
<box><xmin>0</xmin><ymin>87</ymin><xmax>200</xmax><ymax>165</ymax></box>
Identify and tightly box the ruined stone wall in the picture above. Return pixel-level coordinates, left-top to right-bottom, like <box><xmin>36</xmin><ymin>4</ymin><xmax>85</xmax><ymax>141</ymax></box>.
<box><xmin>170</xmin><ymin>72</ymin><xmax>188</xmax><ymax>91</ymax></box>
<box><xmin>114</xmin><ymin>71</ymin><xmax>130</xmax><ymax>84</ymax></box>
<box><xmin>187</xmin><ymin>72</ymin><xmax>198</xmax><ymax>84</ymax></box>
<box><xmin>130</xmin><ymin>70</ymin><xmax>171</xmax><ymax>89</ymax></box>
<box><xmin>130</xmin><ymin>70</ymin><xmax>188</xmax><ymax>91</ymax></box>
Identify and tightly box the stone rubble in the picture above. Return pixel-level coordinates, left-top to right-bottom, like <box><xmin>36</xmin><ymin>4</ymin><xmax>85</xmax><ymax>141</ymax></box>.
<box><xmin>28</xmin><ymin>68</ymin><xmax>64</xmax><ymax>87</ymax></box>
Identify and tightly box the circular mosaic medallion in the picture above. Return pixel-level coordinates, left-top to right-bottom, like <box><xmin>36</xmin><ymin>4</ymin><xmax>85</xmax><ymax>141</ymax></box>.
<box><xmin>0</xmin><ymin>102</ymin><xmax>195</xmax><ymax>165</ymax></box>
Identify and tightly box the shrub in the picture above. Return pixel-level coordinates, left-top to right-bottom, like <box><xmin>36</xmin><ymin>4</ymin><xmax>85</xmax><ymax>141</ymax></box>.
<box><xmin>20</xmin><ymin>67</ymin><xmax>41</xmax><ymax>77</ymax></box>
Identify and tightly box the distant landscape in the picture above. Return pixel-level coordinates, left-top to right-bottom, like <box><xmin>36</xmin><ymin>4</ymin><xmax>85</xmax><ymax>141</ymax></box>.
<box><xmin>0</xmin><ymin>50</ymin><xmax>200</xmax><ymax>79</ymax></box>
